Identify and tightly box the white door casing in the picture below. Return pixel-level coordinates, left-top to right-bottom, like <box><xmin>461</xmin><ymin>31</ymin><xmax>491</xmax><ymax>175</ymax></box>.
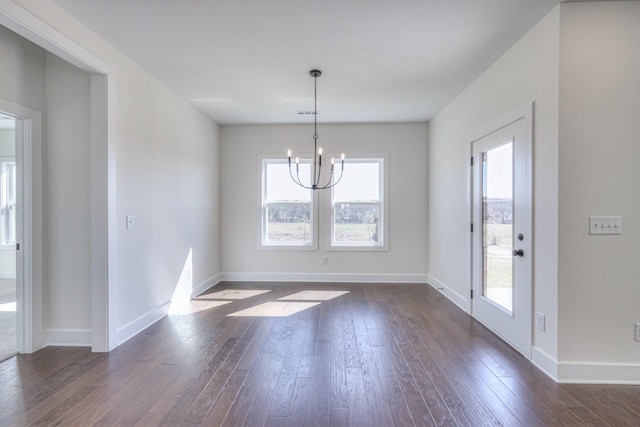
<box><xmin>0</xmin><ymin>99</ymin><xmax>43</xmax><ymax>353</ymax></box>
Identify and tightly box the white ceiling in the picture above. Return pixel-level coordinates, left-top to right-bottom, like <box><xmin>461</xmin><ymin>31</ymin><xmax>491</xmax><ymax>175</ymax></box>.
<box><xmin>51</xmin><ymin>0</ymin><xmax>565</xmax><ymax>125</ymax></box>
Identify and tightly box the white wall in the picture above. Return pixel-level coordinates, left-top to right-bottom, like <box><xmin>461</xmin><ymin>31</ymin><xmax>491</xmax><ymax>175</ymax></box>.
<box><xmin>428</xmin><ymin>7</ymin><xmax>560</xmax><ymax>369</ymax></box>
<box><xmin>558</xmin><ymin>2</ymin><xmax>640</xmax><ymax>379</ymax></box>
<box><xmin>0</xmin><ymin>24</ymin><xmax>46</xmax><ymax>112</ymax></box>
<box><xmin>221</xmin><ymin>123</ymin><xmax>428</xmax><ymax>281</ymax></box>
<box><xmin>3</xmin><ymin>1</ymin><xmax>222</xmax><ymax>348</ymax></box>
<box><xmin>44</xmin><ymin>52</ymin><xmax>92</xmax><ymax>336</ymax></box>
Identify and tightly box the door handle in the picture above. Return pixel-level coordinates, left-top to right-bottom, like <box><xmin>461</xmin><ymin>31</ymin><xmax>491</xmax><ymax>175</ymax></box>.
<box><xmin>513</xmin><ymin>249</ymin><xmax>524</xmax><ymax>257</ymax></box>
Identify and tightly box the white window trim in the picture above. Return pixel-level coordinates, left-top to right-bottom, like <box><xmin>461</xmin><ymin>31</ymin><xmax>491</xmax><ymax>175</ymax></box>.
<box><xmin>326</xmin><ymin>153</ymin><xmax>389</xmax><ymax>252</ymax></box>
<box><xmin>257</xmin><ymin>154</ymin><xmax>318</xmax><ymax>251</ymax></box>
<box><xmin>0</xmin><ymin>157</ymin><xmax>16</xmax><ymax>250</ymax></box>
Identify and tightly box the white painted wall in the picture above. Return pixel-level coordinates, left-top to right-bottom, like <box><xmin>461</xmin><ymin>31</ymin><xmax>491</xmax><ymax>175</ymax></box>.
<box><xmin>221</xmin><ymin>123</ymin><xmax>428</xmax><ymax>281</ymax></box>
<box><xmin>114</xmin><ymin>70</ymin><xmax>221</xmax><ymax>336</ymax></box>
<box><xmin>558</xmin><ymin>2</ymin><xmax>640</xmax><ymax>373</ymax></box>
<box><xmin>428</xmin><ymin>8</ymin><xmax>560</xmax><ymax>368</ymax></box>
<box><xmin>44</xmin><ymin>52</ymin><xmax>91</xmax><ymax>334</ymax></box>
<box><xmin>0</xmin><ymin>24</ymin><xmax>46</xmax><ymax>112</ymax></box>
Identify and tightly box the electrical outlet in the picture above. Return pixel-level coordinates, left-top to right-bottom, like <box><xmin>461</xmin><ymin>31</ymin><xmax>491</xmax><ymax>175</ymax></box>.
<box><xmin>536</xmin><ymin>312</ymin><xmax>545</xmax><ymax>331</ymax></box>
<box><xmin>635</xmin><ymin>323</ymin><xmax>640</xmax><ymax>342</ymax></box>
<box><xmin>322</xmin><ymin>256</ymin><xmax>328</xmax><ymax>265</ymax></box>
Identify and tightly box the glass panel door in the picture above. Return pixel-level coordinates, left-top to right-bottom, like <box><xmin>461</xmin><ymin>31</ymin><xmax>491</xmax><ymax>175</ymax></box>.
<box><xmin>471</xmin><ymin>105</ymin><xmax>532</xmax><ymax>357</ymax></box>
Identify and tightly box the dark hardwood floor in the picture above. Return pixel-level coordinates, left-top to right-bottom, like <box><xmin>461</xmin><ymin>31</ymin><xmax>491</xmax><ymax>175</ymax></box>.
<box><xmin>1</xmin><ymin>282</ymin><xmax>639</xmax><ymax>426</ymax></box>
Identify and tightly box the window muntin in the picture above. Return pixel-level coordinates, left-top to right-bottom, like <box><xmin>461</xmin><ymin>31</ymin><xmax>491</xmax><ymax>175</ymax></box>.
<box><xmin>330</xmin><ymin>158</ymin><xmax>386</xmax><ymax>249</ymax></box>
<box><xmin>260</xmin><ymin>158</ymin><xmax>316</xmax><ymax>248</ymax></box>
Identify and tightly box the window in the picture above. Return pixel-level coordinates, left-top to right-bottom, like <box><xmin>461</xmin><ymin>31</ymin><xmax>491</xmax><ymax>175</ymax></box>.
<box><xmin>330</xmin><ymin>156</ymin><xmax>388</xmax><ymax>250</ymax></box>
<box><xmin>0</xmin><ymin>159</ymin><xmax>16</xmax><ymax>247</ymax></box>
<box><xmin>259</xmin><ymin>157</ymin><xmax>317</xmax><ymax>249</ymax></box>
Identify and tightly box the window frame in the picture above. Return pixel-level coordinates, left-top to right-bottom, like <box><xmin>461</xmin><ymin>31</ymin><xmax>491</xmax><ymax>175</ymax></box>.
<box><xmin>257</xmin><ymin>155</ymin><xmax>318</xmax><ymax>250</ymax></box>
<box><xmin>0</xmin><ymin>157</ymin><xmax>16</xmax><ymax>249</ymax></box>
<box><xmin>327</xmin><ymin>154</ymin><xmax>389</xmax><ymax>251</ymax></box>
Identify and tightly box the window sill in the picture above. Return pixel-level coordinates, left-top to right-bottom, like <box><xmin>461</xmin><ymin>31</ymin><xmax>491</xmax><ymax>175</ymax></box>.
<box><xmin>327</xmin><ymin>244</ymin><xmax>388</xmax><ymax>252</ymax></box>
<box><xmin>258</xmin><ymin>243</ymin><xmax>318</xmax><ymax>251</ymax></box>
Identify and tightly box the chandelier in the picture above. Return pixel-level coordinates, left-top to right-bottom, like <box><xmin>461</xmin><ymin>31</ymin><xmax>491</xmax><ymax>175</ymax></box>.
<box><xmin>287</xmin><ymin>70</ymin><xmax>345</xmax><ymax>190</ymax></box>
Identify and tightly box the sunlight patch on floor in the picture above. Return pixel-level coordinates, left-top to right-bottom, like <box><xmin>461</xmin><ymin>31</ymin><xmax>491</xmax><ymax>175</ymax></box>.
<box><xmin>0</xmin><ymin>302</ymin><xmax>16</xmax><ymax>312</ymax></box>
<box><xmin>227</xmin><ymin>301</ymin><xmax>320</xmax><ymax>317</ymax></box>
<box><xmin>278</xmin><ymin>290</ymin><xmax>350</xmax><ymax>301</ymax></box>
<box><xmin>168</xmin><ymin>300</ymin><xmax>231</xmax><ymax>315</ymax></box>
<box><xmin>198</xmin><ymin>289</ymin><xmax>271</xmax><ymax>300</ymax></box>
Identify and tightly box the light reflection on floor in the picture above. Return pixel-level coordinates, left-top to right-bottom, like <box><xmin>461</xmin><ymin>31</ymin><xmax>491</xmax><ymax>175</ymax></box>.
<box><xmin>198</xmin><ymin>289</ymin><xmax>272</xmax><ymax>300</ymax></box>
<box><xmin>169</xmin><ymin>288</ymin><xmax>350</xmax><ymax>318</ymax></box>
<box><xmin>227</xmin><ymin>301</ymin><xmax>321</xmax><ymax>318</ymax></box>
<box><xmin>168</xmin><ymin>300</ymin><xmax>231</xmax><ymax>315</ymax></box>
<box><xmin>278</xmin><ymin>290</ymin><xmax>350</xmax><ymax>301</ymax></box>
<box><xmin>0</xmin><ymin>302</ymin><xmax>16</xmax><ymax>312</ymax></box>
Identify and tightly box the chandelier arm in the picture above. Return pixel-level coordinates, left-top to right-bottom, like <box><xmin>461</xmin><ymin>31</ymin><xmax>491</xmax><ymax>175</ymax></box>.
<box><xmin>318</xmin><ymin>167</ymin><xmax>336</xmax><ymax>189</ymax></box>
<box><xmin>289</xmin><ymin>164</ymin><xmax>311</xmax><ymax>189</ymax></box>
<box><xmin>318</xmin><ymin>167</ymin><xmax>344</xmax><ymax>190</ymax></box>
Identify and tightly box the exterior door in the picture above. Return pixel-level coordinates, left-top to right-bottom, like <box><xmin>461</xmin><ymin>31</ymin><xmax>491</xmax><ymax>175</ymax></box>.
<box><xmin>471</xmin><ymin>106</ymin><xmax>532</xmax><ymax>357</ymax></box>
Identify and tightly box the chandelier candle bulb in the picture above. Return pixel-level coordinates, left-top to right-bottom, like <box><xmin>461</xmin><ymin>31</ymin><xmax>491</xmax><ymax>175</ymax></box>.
<box><xmin>331</xmin><ymin>158</ymin><xmax>335</xmax><ymax>172</ymax></box>
<box><xmin>287</xmin><ymin>149</ymin><xmax>292</xmax><ymax>165</ymax></box>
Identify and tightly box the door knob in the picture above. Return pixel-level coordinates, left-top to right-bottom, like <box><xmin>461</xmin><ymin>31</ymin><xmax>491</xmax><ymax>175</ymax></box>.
<box><xmin>513</xmin><ymin>249</ymin><xmax>524</xmax><ymax>257</ymax></box>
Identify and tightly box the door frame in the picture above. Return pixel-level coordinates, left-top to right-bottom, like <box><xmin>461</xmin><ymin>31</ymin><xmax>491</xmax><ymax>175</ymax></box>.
<box><xmin>1</xmin><ymin>1</ymin><xmax>115</xmax><ymax>352</ymax></box>
<box><xmin>0</xmin><ymin>99</ymin><xmax>42</xmax><ymax>353</ymax></box>
<box><xmin>468</xmin><ymin>102</ymin><xmax>533</xmax><ymax>358</ymax></box>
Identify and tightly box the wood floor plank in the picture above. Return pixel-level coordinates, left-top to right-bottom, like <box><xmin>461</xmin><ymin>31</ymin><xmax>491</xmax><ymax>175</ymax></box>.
<box><xmin>1</xmin><ymin>282</ymin><xmax>639</xmax><ymax>426</ymax></box>
<box><xmin>269</xmin><ymin>316</ymin><xmax>309</xmax><ymax>417</ymax></box>
<box><xmin>370</xmin><ymin>344</ymin><xmax>417</xmax><ymax>427</ymax></box>
<box><xmin>179</xmin><ymin>318</ymin><xmax>261</xmax><ymax>425</ymax></box>
<box><xmin>307</xmin><ymin>339</ymin><xmax>331</xmax><ymax>427</ymax></box>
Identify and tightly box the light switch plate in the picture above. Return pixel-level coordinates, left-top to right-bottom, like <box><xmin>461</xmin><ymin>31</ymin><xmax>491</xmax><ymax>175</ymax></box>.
<box><xmin>589</xmin><ymin>216</ymin><xmax>622</xmax><ymax>235</ymax></box>
<box><xmin>536</xmin><ymin>312</ymin><xmax>545</xmax><ymax>331</ymax></box>
<box><xmin>126</xmin><ymin>215</ymin><xmax>135</xmax><ymax>229</ymax></box>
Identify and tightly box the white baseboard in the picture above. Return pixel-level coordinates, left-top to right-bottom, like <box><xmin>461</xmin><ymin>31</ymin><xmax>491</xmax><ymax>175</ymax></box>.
<box><xmin>532</xmin><ymin>346</ymin><xmax>559</xmax><ymax>381</ymax></box>
<box><xmin>557</xmin><ymin>361</ymin><xmax>640</xmax><ymax>385</ymax></box>
<box><xmin>116</xmin><ymin>301</ymin><xmax>170</xmax><ymax>346</ymax></box>
<box><xmin>425</xmin><ymin>276</ymin><xmax>640</xmax><ymax>385</ymax></box>
<box><xmin>192</xmin><ymin>273</ymin><xmax>223</xmax><ymax>297</ymax></box>
<box><xmin>220</xmin><ymin>272</ymin><xmax>429</xmax><ymax>284</ymax></box>
<box><xmin>45</xmin><ymin>329</ymin><xmax>92</xmax><ymax>347</ymax></box>
<box><xmin>426</xmin><ymin>275</ymin><xmax>470</xmax><ymax>313</ymax></box>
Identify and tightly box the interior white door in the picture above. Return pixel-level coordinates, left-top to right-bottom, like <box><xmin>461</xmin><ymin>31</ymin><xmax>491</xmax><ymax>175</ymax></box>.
<box><xmin>471</xmin><ymin>107</ymin><xmax>532</xmax><ymax>357</ymax></box>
